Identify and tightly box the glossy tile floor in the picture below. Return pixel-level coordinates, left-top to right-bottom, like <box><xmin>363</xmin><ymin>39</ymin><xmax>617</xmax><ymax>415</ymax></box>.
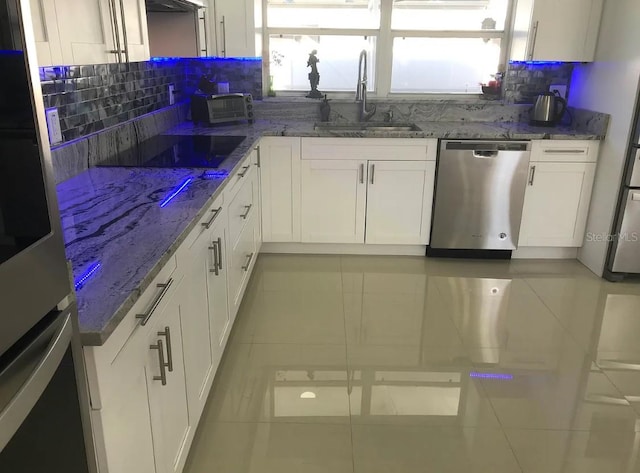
<box><xmin>184</xmin><ymin>255</ymin><xmax>640</xmax><ymax>473</ymax></box>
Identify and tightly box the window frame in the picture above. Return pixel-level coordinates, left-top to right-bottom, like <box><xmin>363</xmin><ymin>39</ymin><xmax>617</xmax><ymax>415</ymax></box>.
<box><xmin>262</xmin><ymin>0</ymin><xmax>516</xmax><ymax>97</ymax></box>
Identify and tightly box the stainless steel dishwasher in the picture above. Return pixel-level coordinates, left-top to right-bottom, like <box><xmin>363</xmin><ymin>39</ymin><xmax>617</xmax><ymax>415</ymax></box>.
<box><xmin>430</xmin><ymin>140</ymin><xmax>531</xmax><ymax>253</ymax></box>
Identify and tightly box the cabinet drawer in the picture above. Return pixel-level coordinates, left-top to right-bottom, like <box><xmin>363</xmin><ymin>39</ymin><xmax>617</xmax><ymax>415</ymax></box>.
<box><xmin>101</xmin><ymin>255</ymin><xmax>178</xmax><ymax>362</ymax></box>
<box><xmin>531</xmin><ymin>140</ymin><xmax>599</xmax><ymax>162</ymax></box>
<box><xmin>179</xmin><ymin>193</ymin><xmax>225</xmax><ymax>254</ymax></box>
<box><xmin>228</xmin><ymin>212</ymin><xmax>257</xmax><ymax>311</ymax></box>
<box><xmin>225</xmin><ymin>151</ymin><xmax>256</xmax><ymax>202</ymax></box>
<box><xmin>302</xmin><ymin>138</ymin><xmax>437</xmax><ymax>161</ymax></box>
<box><xmin>228</xmin><ymin>169</ymin><xmax>257</xmax><ymax>247</ymax></box>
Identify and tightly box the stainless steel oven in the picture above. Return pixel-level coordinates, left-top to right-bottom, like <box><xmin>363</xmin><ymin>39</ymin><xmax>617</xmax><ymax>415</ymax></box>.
<box><xmin>0</xmin><ymin>0</ymin><xmax>70</xmax><ymax>359</ymax></box>
<box><xmin>0</xmin><ymin>1</ymin><xmax>95</xmax><ymax>471</ymax></box>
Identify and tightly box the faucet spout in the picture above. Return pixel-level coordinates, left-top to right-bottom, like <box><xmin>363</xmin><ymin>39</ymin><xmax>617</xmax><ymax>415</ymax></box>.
<box><xmin>356</xmin><ymin>49</ymin><xmax>376</xmax><ymax>121</ymax></box>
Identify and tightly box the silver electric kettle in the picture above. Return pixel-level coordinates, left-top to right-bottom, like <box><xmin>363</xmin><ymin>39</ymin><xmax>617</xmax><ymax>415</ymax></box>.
<box><xmin>530</xmin><ymin>91</ymin><xmax>567</xmax><ymax>127</ymax></box>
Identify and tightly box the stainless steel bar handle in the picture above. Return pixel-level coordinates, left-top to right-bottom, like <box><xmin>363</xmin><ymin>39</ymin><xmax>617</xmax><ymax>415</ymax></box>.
<box><xmin>157</xmin><ymin>327</ymin><xmax>173</xmax><ymax>372</ymax></box>
<box><xmin>238</xmin><ymin>165</ymin><xmax>251</xmax><ymax>178</ymax></box>
<box><xmin>108</xmin><ymin>0</ymin><xmax>122</xmax><ymax>63</ymax></box>
<box><xmin>242</xmin><ymin>253</ymin><xmax>254</xmax><ymax>271</ymax></box>
<box><xmin>209</xmin><ymin>242</ymin><xmax>219</xmax><ymax>275</ymax></box>
<box><xmin>370</xmin><ymin>164</ymin><xmax>375</xmax><ymax>185</ymax></box>
<box><xmin>240</xmin><ymin>204</ymin><xmax>252</xmax><ymax>219</ymax></box>
<box><xmin>528</xmin><ymin>165</ymin><xmax>537</xmax><ymax>186</ymax></box>
<box><xmin>202</xmin><ymin>207</ymin><xmax>222</xmax><ymax>229</ymax></box>
<box><xmin>220</xmin><ymin>15</ymin><xmax>227</xmax><ymax>57</ymax></box>
<box><xmin>528</xmin><ymin>21</ymin><xmax>540</xmax><ymax>60</ymax></box>
<box><xmin>216</xmin><ymin>237</ymin><xmax>223</xmax><ymax>268</ymax></box>
<box><xmin>255</xmin><ymin>146</ymin><xmax>261</xmax><ymax>168</ymax></box>
<box><xmin>136</xmin><ymin>278</ymin><xmax>174</xmax><ymax>326</ymax></box>
<box><xmin>151</xmin><ymin>340</ymin><xmax>167</xmax><ymax>386</ymax></box>
<box><xmin>359</xmin><ymin>163</ymin><xmax>364</xmax><ymax>184</ymax></box>
<box><xmin>200</xmin><ymin>11</ymin><xmax>208</xmax><ymax>55</ymax></box>
<box><xmin>543</xmin><ymin>149</ymin><xmax>586</xmax><ymax>154</ymax></box>
<box><xmin>118</xmin><ymin>0</ymin><xmax>130</xmax><ymax>63</ymax></box>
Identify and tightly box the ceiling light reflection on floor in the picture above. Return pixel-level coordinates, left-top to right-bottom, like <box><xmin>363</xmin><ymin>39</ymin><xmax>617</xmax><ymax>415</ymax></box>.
<box><xmin>300</xmin><ymin>391</ymin><xmax>317</xmax><ymax>399</ymax></box>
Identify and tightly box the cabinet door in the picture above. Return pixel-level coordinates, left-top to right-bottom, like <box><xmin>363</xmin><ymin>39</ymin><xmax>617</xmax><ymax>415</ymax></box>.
<box><xmin>260</xmin><ymin>137</ymin><xmax>302</xmax><ymax>243</ymax></box>
<box><xmin>209</xmin><ymin>218</ymin><xmax>231</xmax><ymax>365</ymax></box>
<box><xmin>510</xmin><ymin>0</ymin><xmax>602</xmax><ymax>62</ymax></box>
<box><xmin>214</xmin><ymin>0</ymin><xmax>259</xmax><ymax>57</ymax></box>
<box><xmin>365</xmin><ymin>161</ymin><xmax>435</xmax><ymax>245</ymax></box>
<box><xmin>519</xmin><ymin>162</ymin><xmax>596</xmax><ymax>247</ymax></box>
<box><xmin>120</xmin><ymin>0</ymin><xmax>151</xmax><ymax>62</ymax></box>
<box><xmin>97</xmin><ymin>343</ymin><xmax>156</xmax><ymax>473</ymax></box>
<box><xmin>54</xmin><ymin>0</ymin><xmax>117</xmax><ymax>65</ymax></box>
<box><xmin>30</xmin><ymin>0</ymin><xmax>63</xmax><ymax>66</ymax></box>
<box><xmin>146</xmin><ymin>278</ymin><xmax>191</xmax><ymax>473</ymax></box>
<box><xmin>181</xmin><ymin>226</ymin><xmax>215</xmax><ymax>426</ymax></box>
<box><xmin>301</xmin><ymin>159</ymin><xmax>367</xmax><ymax>243</ymax></box>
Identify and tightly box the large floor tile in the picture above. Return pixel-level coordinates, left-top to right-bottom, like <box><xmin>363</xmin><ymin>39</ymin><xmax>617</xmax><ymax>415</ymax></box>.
<box><xmin>525</xmin><ymin>276</ymin><xmax>605</xmax><ymax>351</ymax></box>
<box><xmin>185</xmin><ymin>422</ymin><xmax>354</xmax><ymax>473</ymax></box>
<box><xmin>233</xmin><ymin>290</ymin><xmax>346</xmax><ymax>344</ymax></box>
<box><xmin>510</xmin><ymin>259</ymin><xmax>600</xmax><ymax>278</ymax></box>
<box><xmin>424</xmin><ymin>258</ymin><xmax>518</xmax><ymax>279</ymax></box>
<box><xmin>481</xmin><ymin>361</ymin><xmax>639</xmax><ymax>431</ymax></box>
<box><xmin>341</xmin><ymin>255</ymin><xmax>428</xmax><ymax>295</ymax></box>
<box><xmin>505</xmin><ymin>429</ymin><xmax>640</xmax><ymax>473</ymax></box>
<box><xmin>346</xmin><ymin>346</ymin><xmax>500</xmax><ymax>427</ymax></box>
<box><xmin>204</xmin><ymin>343</ymin><xmax>350</xmax><ymax>424</ymax></box>
<box><xmin>352</xmin><ymin>425</ymin><xmax>521</xmax><ymax>473</ymax></box>
<box><xmin>343</xmin><ymin>288</ymin><xmax>463</xmax><ymax>348</ymax></box>
<box><xmin>595</xmin><ymin>293</ymin><xmax>640</xmax><ymax>354</ymax></box>
<box><xmin>253</xmin><ymin>254</ymin><xmax>343</xmax><ymax>292</ymax></box>
<box><xmin>597</xmin><ymin>351</ymin><xmax>640</xmax><ymax>414</ymax></box>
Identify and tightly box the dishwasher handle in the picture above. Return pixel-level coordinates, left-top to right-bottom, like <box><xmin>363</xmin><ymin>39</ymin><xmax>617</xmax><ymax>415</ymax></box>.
<box><xmin>473</xmin><ymin>150</ymin><xmax>499</xmax><ymax>158</ymax></box>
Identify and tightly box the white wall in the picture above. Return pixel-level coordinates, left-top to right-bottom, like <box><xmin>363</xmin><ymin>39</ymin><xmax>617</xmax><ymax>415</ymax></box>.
<box><xmin>569</xmin><ymin>0</ymin><xmax>640</xmax><ymax>276</ymax></box>
<box><xmin>147</xmin><ymin>12</ymin><xmax>198</xmax><ymax>58</ymax></box>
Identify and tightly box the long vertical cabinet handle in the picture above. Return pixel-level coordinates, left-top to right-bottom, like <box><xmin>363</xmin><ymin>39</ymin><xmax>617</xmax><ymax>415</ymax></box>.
<box><xmin>118</xmin><ymin>0</ymin><xmax>130</xmax><ymax>63</ymax></box>
<box><xmin>209</xmin><ymin>242</ymin><xmax>220</xmax><ymax>275</ymax></box>
<box><xmin>528</xmin><ymin>21</ymin><xmax>540</xmax><ymax>61</ymax></box>
<box><xmin>255</xmin><ymin>146</ymin><xmax>261</xmax><ymax>167</ymax></box>
<box><xmin>108</xmin><ymin>0</ymin><xmax>123</xmax><ymax>62</ymax></box>
<box><xmin>359</xmin><ymin>163</ymin><xmax>364</xmax><ymax>184</ymax></box>
<box><xmin>220</xmin><ymin>15</ymin><xmax>227</xmax><ymax>57</ymax></box>
<box><xmin>150</xmin><ymin>340</ymin><xmax>167</xmax><ymax>385</ymax></box>
<box><xmin>200</xmin><ymin>10</ymin><xmax>208</xmax><ymax>56</ymax></box>
<box><xmin>370</xmin><ymin>164</ymin><xmax>375</xmax><ymax>185</ymax></box>
<box><xmin>157</xmin><ymin>327</ymin><xmax>173</xmax><ymax>372</ymax></box>
<box><xmin>528</xmin><ymin>165</ymin><xmax>537</xmax><ymax>186</ymax></box>
<box><xmin>216</xmin><ymin>237</ymin><xmax>223</xmax><ymax>269</ymax></box>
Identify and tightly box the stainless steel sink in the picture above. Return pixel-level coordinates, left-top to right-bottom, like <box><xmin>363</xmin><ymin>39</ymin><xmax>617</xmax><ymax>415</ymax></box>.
<box><xmin>314</xmin><ymin>122</ymin><xmax>421</xmax><ymax>132</ymax></box>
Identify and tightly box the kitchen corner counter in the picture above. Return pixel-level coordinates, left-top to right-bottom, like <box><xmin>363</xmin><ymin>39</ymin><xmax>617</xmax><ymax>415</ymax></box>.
<box><xmin>62</xmin><ymin>116</ymin><xmax>602</xmax><ymax>346</ymax></box>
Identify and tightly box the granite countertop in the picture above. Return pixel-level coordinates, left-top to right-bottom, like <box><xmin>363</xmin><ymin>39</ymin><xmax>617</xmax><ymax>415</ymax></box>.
<box><xmin>61</xmin><ymin>117</ymin><xmax>601</xmax><ymax>346</ymax></box>
<box><xmin>166</xmin><ymin>118</ymin><xmax>604</xmax><ymax>140</ymax></box>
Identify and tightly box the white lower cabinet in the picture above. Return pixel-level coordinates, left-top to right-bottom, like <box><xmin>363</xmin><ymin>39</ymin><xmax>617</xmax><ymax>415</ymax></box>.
<box><xmin>519</xmin><ymin>161</ymin><xmax>597</xmax><ymax>247</ymax></box>
<box><xmin>301</xmin><ymin>159</ymin><xmax>367</xmax><ymax>243</ymax></box>
<box><xmin>365</xmin><ymin>160</ymin><xmax>436</xmax><ymax>245</ymax></box>
<box><xmin>145</xmin><ymin>276</ymin><xmax>191</xmax><ymax>473</ymax></box>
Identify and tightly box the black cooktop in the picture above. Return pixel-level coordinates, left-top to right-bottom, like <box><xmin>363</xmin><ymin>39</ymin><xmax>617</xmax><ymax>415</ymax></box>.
<box><xmin>97</xmin><ymin>134</ymin><xmax>246</xmax><ymax>168</ymax></box>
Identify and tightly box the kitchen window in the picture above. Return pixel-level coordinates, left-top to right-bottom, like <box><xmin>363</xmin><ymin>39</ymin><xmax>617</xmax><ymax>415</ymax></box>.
<box><xmin>264</xmin><ymin>0</ymin><xmax>512</xmax><ymax>95</ymax></box>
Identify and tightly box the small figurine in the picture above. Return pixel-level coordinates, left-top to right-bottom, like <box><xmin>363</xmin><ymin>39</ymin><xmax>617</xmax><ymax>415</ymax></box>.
<box><xmin>306</xmin><ymin>50</ymin><xmax>323</xmax><ymax>99</ymax></box>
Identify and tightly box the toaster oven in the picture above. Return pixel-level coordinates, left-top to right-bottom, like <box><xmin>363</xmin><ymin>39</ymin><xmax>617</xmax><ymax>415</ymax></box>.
<box><xmin>191</xmin><ymin>93</ymin><xmax>254</xmax><ymax>125</ymax></box>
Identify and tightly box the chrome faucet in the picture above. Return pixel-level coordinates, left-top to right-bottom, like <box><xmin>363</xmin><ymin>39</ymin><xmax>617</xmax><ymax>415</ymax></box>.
<box><xmin>356</xmin><ymin>50</ymin><xmax>376</xmax><ymax>121</ymax></box>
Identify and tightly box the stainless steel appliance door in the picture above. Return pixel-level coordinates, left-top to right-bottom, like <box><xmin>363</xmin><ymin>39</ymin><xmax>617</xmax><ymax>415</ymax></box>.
<box><xmin>611</xmin><ymin>189</ymin><xmax>640</xmax><ymax>273</ymax></box>
<box><xmin>431</xmin><ymin>141</ymin><xmax>530</xmax><ymax>250</ymax></box>
<box><xmin>0</xmin><ymin>0</ymin><xmax>71</xmax><ymax>358</ymax></box>
<box><xmin>0</xmin><ymin>311</ymin><xmax>71</xmax><ymax>451</ymax></box>
<box><xmin>629</xmin><ymin>147</ymin><xmax>640</xmax><ymax>188</ymax></box>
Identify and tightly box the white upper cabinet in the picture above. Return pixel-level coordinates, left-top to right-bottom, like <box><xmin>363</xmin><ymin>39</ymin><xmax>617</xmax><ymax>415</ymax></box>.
<box><xmin>213</xmin><ymin>0</ymin><xmax>261</xmax><ymax>57</ymax></box>
<box><xmin>365</xmin><ymin>160</ymin><xmax>436</xmax><ymax>245</ymax></box>
<box><xmin>30</xmin><ymin>0</ymin><xmax>150</xmax><ymax>66</ymax></box>
<box><xmin>510</xmin><ymin>0</ymin><xmax>603</xmax><ymax>62</ymax></box>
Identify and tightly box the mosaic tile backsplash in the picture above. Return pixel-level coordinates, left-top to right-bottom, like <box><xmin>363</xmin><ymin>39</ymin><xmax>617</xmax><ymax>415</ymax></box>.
<box><xmin>40</xmin><ymin>58</ymin><xmax>263</xmax><ymax>145</ymax></box>
<box><xmin>503</xmin><ymin>62</ymin><xmax>575</xmax><ymax>104</ymax></box>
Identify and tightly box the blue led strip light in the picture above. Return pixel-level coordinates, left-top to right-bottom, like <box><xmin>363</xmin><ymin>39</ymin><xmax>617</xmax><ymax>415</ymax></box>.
<box><xmin>74</xmin><ymin>262</ymin><xmax>101</xmax><ymax>290</ymax></box>
<box><xmin>469</xmin><ymin>372</ymin><xmax>514</xmax><ymax>380</ymax></box>
<box><xmin>159</xmin><ymin>177</ymin><xmax>193</xmax><ymax>208</ymax></box>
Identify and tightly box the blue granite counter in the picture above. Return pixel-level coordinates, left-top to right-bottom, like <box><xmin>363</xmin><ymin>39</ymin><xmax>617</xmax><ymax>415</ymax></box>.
<box><xmin>60</xmin><ymin>116</ymin><xmax>603</xmax><ymax>345</ymax></box>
